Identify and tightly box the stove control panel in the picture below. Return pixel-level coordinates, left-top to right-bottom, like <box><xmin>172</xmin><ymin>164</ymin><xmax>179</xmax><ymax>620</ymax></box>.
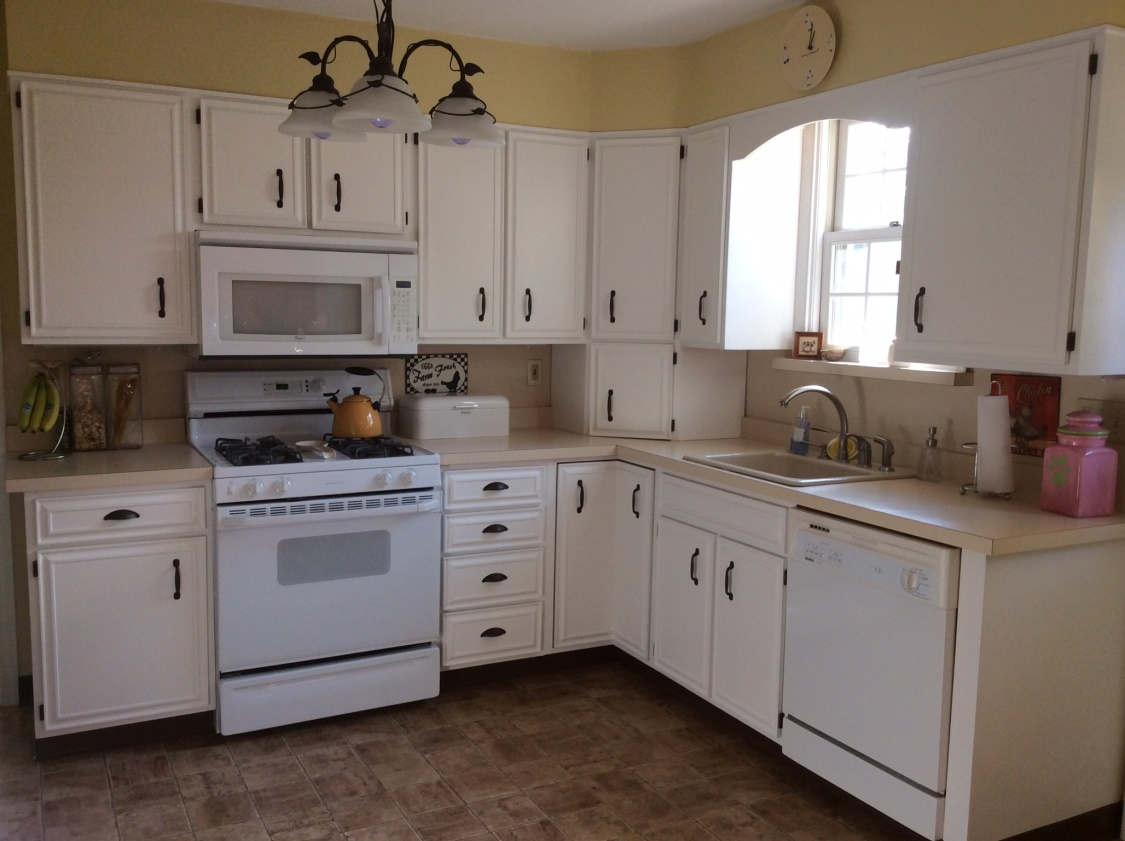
<box><xmin>215</xmin><ymin>464</ymin><xmax>442</xmax><ymax>503</ymax></box>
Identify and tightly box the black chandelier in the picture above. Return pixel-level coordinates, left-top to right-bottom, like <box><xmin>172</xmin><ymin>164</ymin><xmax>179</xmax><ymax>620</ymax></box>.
<box><xmin>280</xmin><ymin>0</ymin><xmax>502</xmax><ymax>147</ymax></box>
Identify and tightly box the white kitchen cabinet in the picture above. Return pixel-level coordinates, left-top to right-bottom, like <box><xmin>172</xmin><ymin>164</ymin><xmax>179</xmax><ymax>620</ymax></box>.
<box><xmin>591</xmin><ymin>136</ymin><xmax>679</xmax><ymax>341</ymax></box>
<box><xmin>677</xmin><ymin>125</ymin><xmax>730</xmax><ymax>349</ymax></box>
<box><xmin>34</xmin><ymin>537</ymin><xmax>210</xmax><ymax>735</ymax></box>
<box><xmin>419</xmin><ymin>142</ymin><xmax>504</xmax><ymax>340</ymax></box>
<box><xmin>15</xmin><ymin>79</ymin><xmax>194</xmax><ymax>344</ymax></box>
<box><xmin>310</xmin><ymin>132</ymin><xmax>404</xmax><ymax>233</ymax></box>
<box><xmin>651</xmin><ymin>517</ymin><xmax>715</xmax><ymax>696</ymax></box>
<box><xmin>589</xmin><ymin>343</ymin><xmax>674</xmax><ymax>439</ymax></box>
<box><xmin>711</xmin><ymin>537</ymin><xmax>784</xmax><ymax>736</ymax></box>
<box><xmin>505</xmin><ymin>130</ymin><xmax>588</xmax><ymax>340</ymax></box>
<box><xmin>554</xmin><ymin>463</ymin><xmax>616</xmax><ymax>648</ymax></box>
<box><xmin>200</xmin><ymin>98</ymin><xmax>307</xmax><ymax>228</ymax></box>
<box><xmin>611</xmin><ymin>463</ymin><xmax>654</xmax><ymax>660</ymax></box>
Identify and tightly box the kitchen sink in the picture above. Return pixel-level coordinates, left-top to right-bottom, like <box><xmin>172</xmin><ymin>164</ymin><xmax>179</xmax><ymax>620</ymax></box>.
<box><xmin>683</xmin><ymin>450</ymin><xmax>915</xmax><ymax>487</ymax></box>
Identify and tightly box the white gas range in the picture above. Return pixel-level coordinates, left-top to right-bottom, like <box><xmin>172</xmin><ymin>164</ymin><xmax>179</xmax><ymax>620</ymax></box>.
<box><xmin>186</xmin><ymin>369</ymin><xmax>442</xmax><ymax>735</ymax></box>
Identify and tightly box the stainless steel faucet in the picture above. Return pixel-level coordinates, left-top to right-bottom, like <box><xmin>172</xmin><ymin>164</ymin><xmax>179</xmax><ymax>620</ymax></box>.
<box><xmin>780</xmin><ymin>385</ymin><xmax>850</xmax><ymax>463</ymax></box>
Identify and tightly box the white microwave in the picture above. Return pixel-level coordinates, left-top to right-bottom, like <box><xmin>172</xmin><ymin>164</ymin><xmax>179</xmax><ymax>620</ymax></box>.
<box><xmin>199</xmin><ymin>243</ymin><xmax>417</xmax><ymax>356</ymax></box>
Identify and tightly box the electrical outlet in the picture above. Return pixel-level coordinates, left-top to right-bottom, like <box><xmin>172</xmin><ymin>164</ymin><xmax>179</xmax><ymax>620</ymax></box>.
<box><xmin>527</xmin><ymin>359</ymin><xmax>542</xmax><ymax>386</ymax></box>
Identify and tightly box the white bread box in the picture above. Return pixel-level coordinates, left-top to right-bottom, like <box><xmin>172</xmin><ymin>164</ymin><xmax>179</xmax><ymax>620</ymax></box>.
<box><xmin>398</xmin><ymin>394</ymin><xmax>510</xmax><ymax>439</ymax></box>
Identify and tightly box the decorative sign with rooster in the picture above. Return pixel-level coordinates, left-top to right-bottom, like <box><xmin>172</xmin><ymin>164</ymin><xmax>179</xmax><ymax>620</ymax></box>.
<box><xmin>405</xmin><ymin>353</ymin><xmax>469</xmax><ymax>394</ymax></box>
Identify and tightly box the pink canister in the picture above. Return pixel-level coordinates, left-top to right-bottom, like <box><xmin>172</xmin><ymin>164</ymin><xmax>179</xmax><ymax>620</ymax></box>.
<box><xmin>1040</xmin><ymin>411</ymin><xmax>1118</xmax><ymax>517</ymax></box>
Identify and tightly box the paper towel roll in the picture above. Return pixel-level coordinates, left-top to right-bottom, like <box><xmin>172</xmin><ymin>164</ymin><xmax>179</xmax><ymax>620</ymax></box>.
<box><xmin>977</xmin><ymin>395</ymin><xmax>1015</xmax><ymax>495</ymax></box>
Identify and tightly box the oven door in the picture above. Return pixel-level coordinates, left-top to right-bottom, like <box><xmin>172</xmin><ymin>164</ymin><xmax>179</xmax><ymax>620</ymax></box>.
<box><xmin>199</xmin><ymin>245</ymin><xmax>390</xmax><ymax>356</ymax></box>
<box><xmin>216</xmin><ymin>498</ymin><xmax>440</xmax><ymax>673</ymax></box>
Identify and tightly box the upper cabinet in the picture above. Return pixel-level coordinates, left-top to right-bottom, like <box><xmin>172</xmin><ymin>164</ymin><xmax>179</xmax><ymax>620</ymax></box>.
<box><xmin>591</xmin><ymin>136</ymin><xmax>679</xmax><ymax>342</ymax></box>
<box><xmin>418</xmin><ymin>142</ymin><xmax>505</xmax><ymax>340</ymax></box>
<box><xmin>505</xmin><ymin>130</ymin><xmax>589</xmax><ymax>341</ymax></box>
<box><xmin>310</xmin><ymin>133</ymin><xmax>405</xmax><ymax>234</ymax></box>
<box><xmin>200</xmin><ymin>99</ymin><xmax>308</xmax><ymax>228</ymax></box>
<box><xmin>896</xmin><ymin>32</ymin><xmax>1125</xmax><ymax>375</ymax></box>
<box><xmin>16</xmin><ymin>80</ymin><xmax>195</xmax><ymax>344</ymax></box>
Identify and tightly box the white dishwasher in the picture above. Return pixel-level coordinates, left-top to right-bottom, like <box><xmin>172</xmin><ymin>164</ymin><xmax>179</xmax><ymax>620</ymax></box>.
<box><xmin>783</xmin><ymin>510</ymin><xmax>960</xmax><ymax>841</ymax></box>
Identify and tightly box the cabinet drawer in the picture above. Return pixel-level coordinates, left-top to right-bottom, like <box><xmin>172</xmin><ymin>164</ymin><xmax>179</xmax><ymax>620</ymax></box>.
<box><xmin>660</xmin><ymin>475</ymin><xmax>786</xmax><ymax>555</ymax></box>
<box><xmin>33</xmin><ymin>487</ymin><xmax>207</xmax><ymax>547</ymax></box>
<box><xmin>444</xmin><ymin>549</ymin><xmax>544</xmax><ymax>610</ymax></box>
<box><xmin>442</xmin><ymin>603</ymin><xmax>543</xmax><ymax>668</ymax></box>
<box><xmin>443</xmin><ymin>508</ymin><xmax>546</xmax><ymax>555</ymax></box>
<box><xmin>443</xmin><ymin>467</ymin><xmax>548</xmax><ymax>511</ymax></box>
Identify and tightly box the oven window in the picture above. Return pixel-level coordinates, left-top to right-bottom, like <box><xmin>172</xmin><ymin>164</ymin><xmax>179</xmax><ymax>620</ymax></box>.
<box><xmin>277</xmin><ymin>530</ymin><xmax>390</xmax><ymax>585</ymax></box>
<box><xmin>231</xmin><ymin>278</ymin><xmax>363</xmax><ymax>336</ymax></box>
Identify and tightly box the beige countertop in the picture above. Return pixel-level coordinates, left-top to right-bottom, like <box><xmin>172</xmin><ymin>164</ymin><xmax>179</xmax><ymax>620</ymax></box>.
<box><xmin>410</xmin><ymin>430</ymin><xmax>1125</xmax><ymax>557</ymax></box>
<box><xmin>4</xmin><ymin>443</ymin><xmax>213</xmax><ymax>493</ymax></box>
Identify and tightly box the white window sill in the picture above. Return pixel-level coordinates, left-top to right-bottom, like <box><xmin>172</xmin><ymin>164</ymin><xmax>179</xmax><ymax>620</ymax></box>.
<box><xmin>771</xmin><ymin>356</ymin><xmax>974</xmax><ymax>386</ymax></box>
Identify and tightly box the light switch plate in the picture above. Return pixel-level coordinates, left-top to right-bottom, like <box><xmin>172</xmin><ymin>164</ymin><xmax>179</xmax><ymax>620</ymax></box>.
<box><xmin>527</xmin><ymin>359</ymin><xmax>542</xmax><ymax>386</ymax></box>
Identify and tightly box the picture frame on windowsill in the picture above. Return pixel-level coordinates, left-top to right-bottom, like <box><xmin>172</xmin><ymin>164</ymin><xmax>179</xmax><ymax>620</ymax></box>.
<box><xmin>793</xmin><ymin>331</ymin><xmax>824</xmax><ymax>359</ymax></box>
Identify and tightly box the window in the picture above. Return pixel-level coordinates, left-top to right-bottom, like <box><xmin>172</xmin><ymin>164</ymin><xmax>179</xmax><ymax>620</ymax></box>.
<box><xmin>820</xmin><ymin>121</ymin><xmax>910</xmax><ymax>363</ymax></box>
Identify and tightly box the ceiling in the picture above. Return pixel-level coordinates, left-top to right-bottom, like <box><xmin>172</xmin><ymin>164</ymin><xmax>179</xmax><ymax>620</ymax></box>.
<box><xmin>213</xmin><ymin>0</ymin><xmax>801</xmax><ymax>50</ymax></box>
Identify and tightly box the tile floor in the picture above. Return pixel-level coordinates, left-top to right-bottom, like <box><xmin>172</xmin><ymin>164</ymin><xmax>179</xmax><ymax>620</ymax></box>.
<box><xmin>0</xmin><ymin>654</ymin><xmax>1096</xmax><ymax>841</ymax></box>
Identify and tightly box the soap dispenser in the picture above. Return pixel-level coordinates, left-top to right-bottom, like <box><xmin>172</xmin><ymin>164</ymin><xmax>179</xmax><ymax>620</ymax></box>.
<box><xmin>918</xmin><ymin>425</ymin><xmax>942</xmax><ymax>483</ymax></box>
<box><xmin>789</xmin><ymin>406</ymin><xmax>812</xmax><ymax>456</ymax></box>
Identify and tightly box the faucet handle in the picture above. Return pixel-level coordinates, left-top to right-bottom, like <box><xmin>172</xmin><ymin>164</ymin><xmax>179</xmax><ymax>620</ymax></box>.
<box><xmin>871</xmin><ymin>435</ymin><xmax>895</xmax><ymax>472</ymax></box>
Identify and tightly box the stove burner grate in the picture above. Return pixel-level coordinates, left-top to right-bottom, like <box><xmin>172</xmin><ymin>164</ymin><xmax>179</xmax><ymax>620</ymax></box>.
<box><xmin>323</xmin><ymin>435</ymin><xmax>416</xmax><ymax>460</ymax></box>
<box><xmin>215</xmin><ymin>436</ymin><xmax>303</xmax><ymax>466</ymax></box>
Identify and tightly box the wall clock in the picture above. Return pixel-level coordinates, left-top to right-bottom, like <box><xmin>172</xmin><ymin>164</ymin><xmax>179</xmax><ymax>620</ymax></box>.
<box><xmin>780</xmin><ymin>5</ymin><xmax>837</xmax><ymax>91</ymax></box>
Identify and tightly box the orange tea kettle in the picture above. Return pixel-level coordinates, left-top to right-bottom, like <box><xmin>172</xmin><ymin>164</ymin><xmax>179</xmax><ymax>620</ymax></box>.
<box><xmin>326</xmin><ymin>387</ymin><xmax>382</xmax><ymax>438</ymax></box>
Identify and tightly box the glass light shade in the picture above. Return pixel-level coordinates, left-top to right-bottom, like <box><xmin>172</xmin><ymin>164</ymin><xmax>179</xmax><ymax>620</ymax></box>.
<box><xmin>334</xmin><ymin>72</ymin><xmax>432</xmax><ymax>133</ymax></box>
<box><xmin>279</xmin><ymin>88</ymin><xmax>343</xmax><ymax>139</ymax></box>
<box><xmin>424</xmin><ymin>99</ymin><xmax>504</xmax><ymax>148</ymax></box>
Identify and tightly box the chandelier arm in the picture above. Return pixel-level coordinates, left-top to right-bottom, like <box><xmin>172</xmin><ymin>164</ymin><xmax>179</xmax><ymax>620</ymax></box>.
<box><xmin>318</xmin><ymin>34</ymin><xmax>378</xmax><ymax>72</ymax></box>
<box><xmin>397</xmin><ymin>39</ymin><xmax>468</xmax><ymax>80</ymax></box>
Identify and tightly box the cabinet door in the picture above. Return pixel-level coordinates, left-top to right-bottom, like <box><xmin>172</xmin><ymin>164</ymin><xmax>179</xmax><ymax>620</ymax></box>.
<box><xmin>34</xmin><ymin>537</ymin><xmax>210</xmax><ymax>735</ymax></box>
<box><xmin>18</xmin><ymin>81</ymin><xmax>194</xmax><ymax>343</ymax></box>
<box><xmin>711</xmin><ymin>538</ymin><xmax>785</xmax><ymax>738</ymax></box>
<box><xmin>894</xmin><ymin>42</ymin><xmax>1092</xmax><ymax>371</ymax></box>
<box><xmin>311</xmin><ymin>132</ymin><xmax>404</xmax><ymax>233</ymax></box>
<box><xmin>591</xmin><ymin>137</ymin><xmax>679</xmax><ymax>341</ymax></box>
<box><xmin>201</xmin><ymin>98</ymin><xmax>307</xmax><ymax>227</ymax></box>
<box><xmin>589</xmin><ymin>343</ymin><xmax>673</xmax><ymax>439</ymax></box>
<box><xmin>506</xmin><ymin>131</ymin><xmax>588</xmax><ymax>340</ymax></box>
<box><xmin>677</xmin><ymin>126</ymin><xmax>730</xmax><ymax>349</ymax></box>
<box><xmin>419</xmin><ymin>142</ymin><xmax>504</xmax><ymax>340</ymax></box>
<box><xmin>651</xmin><ymin>517</ymin><xmax>714</xmax><ymax>695</ymax></box>
<box><xmin>612</xmin><ymin>463</ymin><xmax>654</xmax><ymax>660</ymax></box>
<box><xmin>554</xmin><ymin>463</ymin><xmax>616</xmax><ymax>648</ymax></box>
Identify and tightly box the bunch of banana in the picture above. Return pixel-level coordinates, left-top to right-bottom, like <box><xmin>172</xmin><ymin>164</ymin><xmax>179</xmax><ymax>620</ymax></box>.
<box><xmin>18</xmin><ymin>373</ymin><xmax>61</xmax><ymax>433</ymax></box>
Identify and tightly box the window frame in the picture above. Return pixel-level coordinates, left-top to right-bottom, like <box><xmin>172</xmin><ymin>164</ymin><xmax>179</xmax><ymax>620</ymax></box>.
<box><xmin>819</xmin><ymin>226</ymin><xmax>903</xmax><ymax>352</ymax></box>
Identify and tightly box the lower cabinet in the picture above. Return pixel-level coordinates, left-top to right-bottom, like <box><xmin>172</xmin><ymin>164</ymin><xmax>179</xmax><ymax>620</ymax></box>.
<box><xmin>611</xmin><ymin>463</ymin><xmax>655</xmax><ymax>659</ymax></box>
<box><xmin>27</xmin><ymin>495</ymin><xmax>213</xmax><ymax>738</ymax></box>
<box><xmin>652</xmin><ymin>518</ymin><xmax>715</xmax><ymax>695</ymax></box>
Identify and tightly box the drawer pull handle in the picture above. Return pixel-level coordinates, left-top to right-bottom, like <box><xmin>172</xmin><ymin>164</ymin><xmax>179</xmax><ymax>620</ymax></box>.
<box><xmin>276</xmin><ymin>168</ymin><xmax>285</xmax><ymax>208</ymax></box>
<box><xmin>724</xmin><ymin>561</ymin><xmax>734</xmax><ymax>601</ymax></box>
<box><xmin>482</xmin><ymin>523</ymin><xmax>508</xmax><ymax>534</ymax></box>
<box><xmin>478</xmin><ymin>287</ymin><xmax>486</xmax><ymax>322</ymax></box>
<box><xmin>524</xmin><ymin>288</ymin><xmax>533</xmax><ymax>322</ymax></box>
<box><xmin>333</xmin><ymin>172</ymin><xmax>342</xmax><ymax>212</ymax></box>
<box><xmin>698</xmin><ymin>290</ymin><xmax>707</xmax><ymax>325</ymax></box>
<box><xmin>609</xmin><ymin>289</ymin><xmax>616</xmax><ymax>324</ymax></box>
<box><xmin>480</xmin><ymin>626</ymin><xmax>506</xmax><ymax>638</ymax></box>
<box><xmin>690</xmin><ymin>548</ymin><xmax>700</xmax><ymax>586</ymax></box>
<box><xmin>606</xmin><ymin>389</ymin><xmax>614</xmax><ymax>423</ymax></box>
<box><xmin>576</xmin><ymin>479</ymin><xmax>585</xmax><ymax>514</ymax></box>
<box><xmin>157</xmin><ymin>277</ymin><xmax>166</xmax><ymax>319</ymax></box>
<box><xmin>913</xmin><ymin>286</ymin><xmax>926</xmax><ymax>333</ymax></box>
<box><xmin>104</xmin><ymin>509</ymin><xmax>140</xmax><ymax>521</ymax></box>
<box><xmin>631</xmin><ymin>483</ymin><xmax>641</xmax><ymax>518</ymax></box>
<box><xmin>172</xmin><ymin>558</ymin><xmax>181</xmax><ymax>601</ymax></box>
<box><xmin>482</xmin><ymin>481</ymin><xmax>509</xmax><ymax>492</ymax></box>
<box><xmin>481</xmin><ymin>572</ymin><xmax>508</xmax><ymax>583</ymax></box>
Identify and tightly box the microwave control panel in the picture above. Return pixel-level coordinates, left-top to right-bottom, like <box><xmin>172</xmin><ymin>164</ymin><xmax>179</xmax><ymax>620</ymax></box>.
<box><xmin>389</xmin><ymin>278</ymin><xmax>418</xmax><ymax>354</ymax></box>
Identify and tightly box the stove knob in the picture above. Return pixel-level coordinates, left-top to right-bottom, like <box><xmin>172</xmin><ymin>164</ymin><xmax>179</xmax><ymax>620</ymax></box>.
<box><xmin>239</xmin><ymin>481</ymin><xmax>260</xmax><ymax>499</ymax></box>
<box><xmin>373</xmin><ymin>471</ymin><xmax>391</xmax><ymax>489</ymax></box>
<box><xmin>399</xmin><ymin>469</ymin><xmax>417</xmax><ymax>487</ymax></box>
<box><xmin>309</xmin><ymin>377</ymin><xmax>326</xmax><ymax>394</ymax></box>
<box><xmin>270</xmin><ymin>477</ymin><xmax>292</xmax><ymax>497</ymax></box>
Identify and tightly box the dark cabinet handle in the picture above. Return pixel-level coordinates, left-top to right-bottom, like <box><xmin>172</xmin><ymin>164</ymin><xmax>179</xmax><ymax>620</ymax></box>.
<box><xmin>609</xmin><ymin>290</ymin><xmax>616</xmax><ymax>324</ymax></box>
<box><xmin>333</xmin><ymin>172</ymin><xmax>342</xmax><ymax>212</ymax></box>
<box><xmin>172</xmin><ymin>558</ymin><xmax>181</xmax><ymax>601</ymax></box>
<box><xmin>913</xmin><ymin>286</ymin><xmax>926</xmax><ymax>333</ymax></box>
<box><xmin>482</xmin><ymin>524</ymin><xmax>508</xmax><ymax>534</ymax></box>
<box><xmin>607</xmin><ymin>389</ymin><xmax>614</xmax><ymax>423</ymax></box>
<box><xmin>690</xmin><ymin>549</ymin><xmax>700</xmax><ymax>586</ymax></box>
<box><xmin>576</xmin><ymin>479</ymin><xmax>585</xmax><ymax>514</ymax></box>
<box><xmin>276</xmin><ymin>168</ymin><xmax>284</xmax><ymax>208</ymax></box>
<box><xmin>524</xmin><ymin>288</ymin><xmax>533</xmax><ymax>322</ymax></box>
<box><xmin>157</xmin><ymin>278</ymin><xmax>166</xmax><ymax>319</ymax></box>
<box><xmin>631</xmin><ymin>484</ymin><xmax>641</xmax><ymax>518</ymax></box>
<box><xmin>478</xmin><ymin>287</ymin><xmax>486</xmax><ymax>322</ymax></box>
<box><xmin>482</xmin><ymin>481</ymin><xmax>509</xmax><ymax>492</ymax></box>
<box><xmin>480</xmin><ymin>627</ymin><xmax>506</xmax><ymax>638</ymax></box>
<box><xmin>104</xmin><ymin>509</ymin><xmax>140</xmax><ymax>521</ymax></box>
<box><xmin>698</xmin><ymin>290</ymin><xmax>707</xmax><ymax>325</ymax></box>
<box><xmin>481</xmin><ymin>572</ymin><xmax>508</xmax><ymax>583</ymax></box>
<box><xmin>724</xmin><ymin>561</ymin><xmax>734</xmax><ymax>601</ymax></box>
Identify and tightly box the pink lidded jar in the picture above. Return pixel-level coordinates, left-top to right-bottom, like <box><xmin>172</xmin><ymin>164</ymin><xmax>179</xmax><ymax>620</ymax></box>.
<box><xmin>1040</xmin><ymin>411</ymin><xmax>1118</xmax><ymax>517</ymax></box>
